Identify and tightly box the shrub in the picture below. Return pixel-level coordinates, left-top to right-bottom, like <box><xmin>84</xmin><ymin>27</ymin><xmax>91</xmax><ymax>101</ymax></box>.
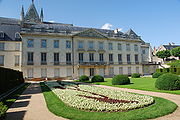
<box><xmin>112</xmin><ymin>75</ymin><xmax>130</xmax><ymax>85</ymax></box>
<box><xmin>0</xmin><ymin>102</ymin><xmax>7</xmax><ymax>119</ymax></box>
<box><xmin>91</xmin><ymin>75</ymin><xmax>104</xmax><ymax>82</ymax></box>
<box><xmin>152</xmin><ymin>72</ymin><xmax>163</xmax><ymax>78</ymax></box>
<box><xmin>131</xmin><ymin>73</ymin><xmax>141</xmax><ymax>78</ymax></box>
<box><xmin>79</xmin><ymin>75</ymin><xmax>89</xmax><ymax>82</ymax></box>
<box><xmin>155</xmin><ymin>73</ymin><xmax>180</xmax><ymax>90</ymax></box>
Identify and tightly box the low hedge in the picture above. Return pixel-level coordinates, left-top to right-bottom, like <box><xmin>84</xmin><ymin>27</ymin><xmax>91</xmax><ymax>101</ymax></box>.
<box><xmin>152</xmin><ymin>72</ymin><xmax>164</xmax><ymax>78</ymax></box>
<box><xmin>131</xmin><ymin>73</ymin><xmax>141</xmax><ymax>78</ymax></box>
<box><xmin>156</xmin><ymin>67</ymin><xmax>180</xmax><ymax>75</ymax></box>
<box><xmin>91</xmin><ymin>75</ymin><xmax>104</xmax><ymax>82</ymax></box>
<box><xmin>0</xmin><ymin>102</ymin><xmax>7</xmax><ymax>119</ymax></box>
<box><xmin>155</xmin><ymin>73</ymin><xmax>180</xmax><ymax>90</ymax></box>
<box><xmin>112</xmin><ymin>75</ymin><xmax>130</xmax><ymax>85</ymax></box>
<box><xmin>79</xmin><ymin>75</ymin><xmax>89</xmax><ymax>82</ymax></box>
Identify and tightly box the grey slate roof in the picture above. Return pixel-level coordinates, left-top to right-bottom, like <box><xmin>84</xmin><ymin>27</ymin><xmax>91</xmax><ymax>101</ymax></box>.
<box><xmin>163</xmin><ymin>45</ymin><xmax>180</xmax><ymax>50</ymax></box>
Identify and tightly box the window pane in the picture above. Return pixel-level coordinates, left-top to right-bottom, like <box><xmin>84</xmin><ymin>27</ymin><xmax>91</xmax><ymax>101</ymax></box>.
<box><xmin>108</xmin><ymin>43</ymin><xmax>113</xmax><ymax>50</ymax></box>
<box><xmin>41</xmin><ymin>40</ymin><xmax>47</xmax><ymax>48</ymax></box>
<box><xmin>89</xmin><ymin>41</ymin><xmax>94</xmax><ymax>49</ymax></box>
<box><xmin>118</xmin><ymin>43</ymin><xmax>122</xmax><ymax>50</ymax></box>
<box><xmin>54</xmin><ymin>40</ymin><xmax>59</xmax><ymax>48</ymax></box>
<box><xmin>66</xmin><ymin>41</ymin><xmax>71</xmax><ymax>48</ymax></box>
<box><xmin>27</xmin><ymin>40</ymin><xmax>33</xmax><ymax>48</ymax></box>
<box><xmin>99</xmin><ymin>42</ymin><xmax>103</xmax><ymax>49</ymax></box>
<box><xmin>0</xmin><ymin>55</ymin><xmax>4</xmax><ymax>65</ymax></box>
<box><xmin>78</xmin><ymin>41</ymin><xmax>83</xmax><ymax>49</ymax></box>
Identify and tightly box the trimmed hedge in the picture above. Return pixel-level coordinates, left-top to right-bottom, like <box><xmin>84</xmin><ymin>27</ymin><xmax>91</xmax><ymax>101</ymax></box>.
<box><xmin>0</xmin><ymin>102</ymin><xmax>7</xmax><ymax>119</ymax></box>
<box><xmin>131</xmin><ymin>73</ymin><xmax>141</xmax><ymax>78</ymax></box>
<box><xmin>91</xmin><ymin>75</ymin><xmax>104</xmax><ymax>82</ymax></box>
<box><xmin>79</xmin><ymin>75</ymin><xmax>89</xmax><ymax>82</ymax></box>
<box><xmin>0</xmin><ymin>67</ymin><xmax>24</xmax><ymax>95</ymax></box>
<box><xmin>152</xmin><ymin>72</ymin><xmax>164</xmax><ymax>78</ymax></box>
<box><xmin>156</xmin><ymin>67</ymin><xmax>180</xmax><ymax>75</ymax></box>
<box><xmin>112</xmin><ymin>75</ymin><xmax>130</xmax><ymax>85</ymax></box>
<box><xmin>155</xmin><ymin>73</ymin><xmax>180</xmax><ymax>90</ymax></box>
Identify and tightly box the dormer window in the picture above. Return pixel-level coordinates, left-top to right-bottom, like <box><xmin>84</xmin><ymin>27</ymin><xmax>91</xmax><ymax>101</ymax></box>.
<box><xmin>15</xmin><ymin>32</ymin><xmax>21</xmax><ymax>39</ymax></box>
<box><xmin>0</xmin><ymin>31</ymin><xmax>4</xmax><ymax>38</ymax></box>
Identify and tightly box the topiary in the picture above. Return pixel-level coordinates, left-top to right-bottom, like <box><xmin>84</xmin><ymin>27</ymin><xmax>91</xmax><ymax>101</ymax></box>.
<box><xmin>155</xmin><ymin>73</ymin><xmax>180</xmax><ymax>90</ymax></box>
<box><xmin>0</xmin><ymin>102</ymin><xmax>8</xmax><ymax>119</ymax></box>
<box><xmin>112</xmin><ymin>75</ymin><xmax>130</xmax><ymax>85</ymax></box>
<box><xmin>152</xmin><ymin>72</ymin><xmax>164</xmax><ymax>78</ymax></box>
<box><xmin>91</xmin><ymin>75</ymin><xmax>104</xmax><ymax>82</ymax></box>
<box><xmin>79</xmin><ymin>75</ymin><xmax>89</xmax><ymax>82</ymax></box>
<box><xmin>131</xmin><ymin>73</ymin><xmax>141</xmax><ymax>78</ymax></box>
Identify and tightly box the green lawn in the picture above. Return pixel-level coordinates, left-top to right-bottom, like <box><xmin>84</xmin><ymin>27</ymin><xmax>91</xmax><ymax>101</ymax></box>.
<box><xmin>41</xmin><ymin>82</ymin><xmax>177</xmax><ymax>120</ymax></box>
<box><xmin>93</xmin><ymin>77</ymin><xmax>180</xmax><ymax>95</ymax></box>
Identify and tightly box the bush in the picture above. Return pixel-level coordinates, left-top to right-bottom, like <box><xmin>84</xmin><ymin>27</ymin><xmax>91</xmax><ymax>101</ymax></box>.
<box><xmin>91</xmin><ymin>75</ymin><xmax>104</xmax><ymax>82</ymax></box>
<box><xmin>131</xmin><ymin>73</ymin><xmax>141</xmax><ymax>78</ymax></box>
<box><xmin>152</xmin><ymin>72</ymin><xmax>164</xmax><ymax>78</ymax></box>
<box><xmin>79</xmin><ymin>75</ymin><xmax>89</xmax><ymax>82</ymax></box>
<box><xmin>155</xmin><ymin>73</ymin><xmax>180</xmax><ymax>90</ymax></box>
<box><xmin>112</xmin><ymin>75</ymin><xmax>130</xmax><ymax>85</ymax></box>
<box><xmin>0</xmin><ymin>102</ymin><xmax>7</xmax><ymax>119</ymax></box>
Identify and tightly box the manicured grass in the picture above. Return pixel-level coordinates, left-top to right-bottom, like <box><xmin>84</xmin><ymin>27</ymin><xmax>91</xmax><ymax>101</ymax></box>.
<box><xmin>41</xmin><ymin>82</ymin><xmax>177</xmax><ymax>120</ymax></box>
<box><xmin>93</xmin><ymin>77</ymin><xmax>180</xmax><ymax>95</ymax></box>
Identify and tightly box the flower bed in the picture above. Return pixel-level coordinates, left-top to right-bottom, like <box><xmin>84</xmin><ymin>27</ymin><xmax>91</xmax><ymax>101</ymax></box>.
<box><xmin>45</xmin><ymin>81</ymin><xmax>154</xmax><ymax>112</ymax></box>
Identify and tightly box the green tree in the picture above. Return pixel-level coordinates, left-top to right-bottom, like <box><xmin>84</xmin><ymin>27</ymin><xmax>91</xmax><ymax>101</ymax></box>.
<box><xmin>171</xmin><ymin>47</ymin><xmax>180</xmax><ymax>59</ymax></box>
<box><xmin>156</xmin><ymin>50</ymin><xmax>171</xmax><ymax>61</ymax></box>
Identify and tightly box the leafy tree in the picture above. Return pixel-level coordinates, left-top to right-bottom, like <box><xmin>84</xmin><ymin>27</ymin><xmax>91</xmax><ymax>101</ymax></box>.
<box><xmin>156</xmin><ymin>50</ymin><xmax>171</xmax><ymax>61</ymax></box>
<box><xmin>171</xmin><ymin>47</ymin><xmax>180</xmax><ymax>59</ymax></box>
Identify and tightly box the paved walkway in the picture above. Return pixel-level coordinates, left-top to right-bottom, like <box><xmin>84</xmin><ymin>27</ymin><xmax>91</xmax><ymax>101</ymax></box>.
<box><xmin>6</xmin><ymin>83</ymin><xmax>67</xmax><ymax>120</ymax></box>
<box><xmin>94</xmin><ymin>85</ymin><xmax>180</xmax><ymax>120</ymax></box>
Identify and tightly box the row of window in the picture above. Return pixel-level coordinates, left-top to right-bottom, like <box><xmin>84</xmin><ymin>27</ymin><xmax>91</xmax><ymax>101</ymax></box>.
<box><xmin>0</xmin><ymin>43</ymin><xmax>20</xmax><ymax>51</ymax></box>
<box><xmin>0</xmin><ymin>55</ymin><xmax>20</xmax><ymax>66</ymax></box>
<box><xmin>0</xmin><ymin>32</ymin><xmax>20</xmax><ymax>39</ymax></box>
<box><xmin>27</xmin><ymin>39</ymin><xmax>139</xmax><ymax>52</ymax></box>
<box><xmin>27</xmin><ymin>52</ymin><xmax>139</xmax><ymax>65</ymax></box>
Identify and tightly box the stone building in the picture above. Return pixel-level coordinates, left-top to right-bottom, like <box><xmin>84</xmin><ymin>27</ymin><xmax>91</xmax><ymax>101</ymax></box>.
<box><xmin>0</xmin><ymin>1</ymin><xmax>156</xmax><ymax>78</ymax></box>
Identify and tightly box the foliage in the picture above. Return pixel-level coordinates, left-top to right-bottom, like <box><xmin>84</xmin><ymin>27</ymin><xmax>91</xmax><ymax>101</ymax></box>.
<box><xmin>79</xmin><ymin>75</ymin><xmax>89</xmax><ymax>82</ymax></box>
<box><xmin>167</xmin><ymin>60</ymin><xmax>180</xmax><ymax>67</ymax></box>
<box><xmin>152</xmin><ymin>72</ymin><xmax>164</xmax><ymax>78</ymax></box>
<box><xmin>156</xmin><ymin>50</ymin><xmax>171</xmax><ymax>60</ymax></box>
<box><xmin>156</xmin><ymin>67</ymin><xmax>180</xmax><ymax>75</ymax></box>
<box><xmin>171</xmin><ymin>47</ymin><xmax>180</xmax><ymax>59</ymax></box>
<box><xmin>41</xmin><ymin>82</ymin><xmax>177</xmax><ymax>120</ymax></box>
<box><xmin>112</xmin><ymin>75</ymin><xmax>130</xmax><ymax>85</ymax></box>
<box><xmin>155</xmin><ymin>73</ymin><xmax>180</xmax><ymax>90</ymax></box>
<box><xmin>91</xmin><ymin>75</ymin><xmax>104</xmax><ymax>82</ymax></box>
<box><xmin>131</xmin><ymin>73</ymin><xmax>141</xmax><ymax>78</ymax></box>
<box><xmin>0</xmin><ymin>67</ymin><xmax>24</xmax><ymax>95</ymax></box>
<box><xmin>0</xmin><ymin>102</ymin><xmax>7</xmax><ymax>119</ymax></box>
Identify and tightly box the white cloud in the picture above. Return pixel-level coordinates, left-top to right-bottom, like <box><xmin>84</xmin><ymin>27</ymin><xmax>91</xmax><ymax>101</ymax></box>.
<box><xmin>48</xmin><ymin>20</ymin><xmax>55</xmax><ymax>23</ymax></box>
<box><xmin>101</xmin><ymin>23</ymin><xmax>113</xmax><ymax>30</ymax></box>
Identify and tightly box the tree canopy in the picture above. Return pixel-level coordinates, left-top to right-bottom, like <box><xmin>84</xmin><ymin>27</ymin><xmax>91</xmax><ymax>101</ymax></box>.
<box><xmin>171</xmin><ymin>47</ymin><xmax>180</xmax><ymax>59</ymax></box>
<box><xmin>156</xmin><ymin>50</ymin><xmax>171</xmax><ymax>60</ymax></box>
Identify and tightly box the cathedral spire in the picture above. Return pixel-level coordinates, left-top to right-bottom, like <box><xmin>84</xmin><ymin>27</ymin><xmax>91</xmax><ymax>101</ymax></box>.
<box><xmin>40</xmin><ymin>8</ymin><xmax>44</xmax><ymax>22</ymax></box>
<box><xmin>20</xmin><ymin>5</ymin><xmax>24</xmax><ymax>21</ymax></box>
<box><xmin>32</xmin><ymin>0</ymin><xmax>34</xmax><ymax>4</ymax></box>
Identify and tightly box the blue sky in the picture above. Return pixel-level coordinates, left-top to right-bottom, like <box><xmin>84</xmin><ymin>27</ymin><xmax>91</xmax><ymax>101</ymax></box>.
<box><xmin>0</xmin><ymin>0</ymin><xmax>180</xmax><ymax>47</ymax></box>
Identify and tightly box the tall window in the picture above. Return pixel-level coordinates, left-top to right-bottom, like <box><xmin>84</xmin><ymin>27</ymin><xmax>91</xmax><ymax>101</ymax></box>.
<box><xmin>118</xmin><ymin>43</ymin><xmax>122</xmax><ymax>50</ymax></box>
<box><xmin>15</xmin><ymin>55</ymin><xmax>20</xmax><ymax>66</ymax></box>
<box><xmin>135</xmin><ymin>54</ymin><xmax>139</xmax><ymax>63</ymax></box>
<box><xmin>134</xmin><ymin>44</ymin><xmax>138</xmax><ymax>52</ymax></box>
<box><xmin>118</xmin><ymin>54</ymin><xmax>122</xmax><ymax>64</ymax></box>
<box><xmin>89</xmin><ymin>41</ymin><xmax>94</xmax><ymax>49</ymax></box>
<box><xmin>15</xmin><ymin>43</ymin><xmax>20</xmax><ymax>51</ymax></box>
<box><xmin>126</xmin><ymin>44</ymin><xmax>130</xmax><ymax>51</ymax></box>
<box><xmin>27</xmin><ymin>52</ymin><xmax>33</xmax><ymax>65</ymax></box>
<box><xmin>0</xmin><ymin>43</ymin><xmax>5</xmax><ymax>50</ymax></box>
<box><xmin>27</xmin><ymin>40</ymin><xmax>34</xmax><ymax>48</ymax></box>
<box><xmin>15</xmin><ymin>33</ymin><xmax>20</xmax><ymax>39</ymax></box>
<box><xmin>89</xmin><ymin>53</ymin><xmax>94</xmax><ymax>62</ymax></box>
<box><xmin>41</xmin><ymin>53</ymin><xmax>47</xmax><ymax>65</ymax></box>
<box><xmin>109</xmin><ymin>67</ymin><xmax>114</xmax><ymax>76</ymax></box>
<box><xmin>0</xmin><ymin>32</ymin><xmax>4</xmax><ymax>38</ymax></box>
<box><xmin>0</xmin><ymin>55</ymin><xmax>4</xmax><ymax>66</ymax></box>
<box><xmin>109</xmin><ymin>54</ymin><xmax>113</xmax><ymax>63</ymax></box>
<box><xmin>66</xmin><ymin>41</ymin><xmax>71</xmax><ymax>49</ymax></box>
<box><xmin>127</xmin><ymin>54</ymin><xmax>131</xmax><ymax>64</ymax></box>
<box><xmin>108</xmin><ymin>43</ymin><xmax>113</xmax><ymax>50</ymax></box>
<box><xmin>99</xmin><ymin>53</ymin><xmax>104</xmax><ymax>62</ymax></box>
<box><xmin>142</xmin><ymin>50</ymin><xmax>146</xmax><ymax>54</ymax></box>
<box><xmin>54</xmin><ymin>53</ymin><xmax>59</xmax><ymax>65</ymax></box>
<box><xmin>78</xmin><ymin>41</ymin><xmax>83</xmax><ymax>49</ymax></box>
<box><xmin>41</xmin><ymin>40</ymin><xmax>47</xmax><ymax>48</ymax></box>
<box><xmin>66</xmin><ymin>53</ymin><xmax>71</xmax><ymax>64</ymax></box>
<box><xmin>54</xmin><ymin>40</ymin><xmax>59</xmax><ymax>48</ymax></box>
<box><xmin>99</xmin><ymin>42</ymin><xmax>103</xmax><ymax>50</ymax></box>
<box><xmin>79</xmin><ymin>53</ymin><xmax>84</xmax><ymax>62</ymax></box>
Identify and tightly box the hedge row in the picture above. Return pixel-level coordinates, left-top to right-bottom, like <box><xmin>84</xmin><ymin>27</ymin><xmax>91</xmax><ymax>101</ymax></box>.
<box><xmin>0</xmin><ymin>67</ymin><xmax>24</xmax><ymax>95</ymax></box>
<box><xmin>156</xmin><ymin>67</ymin><xmax>180</xmax><ymax>75</ymax></box>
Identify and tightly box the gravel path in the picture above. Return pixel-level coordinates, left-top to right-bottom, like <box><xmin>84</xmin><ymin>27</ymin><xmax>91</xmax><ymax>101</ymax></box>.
<box><xmin>6</xmin><ymin>83</ymin><xmax>67</xmax><ymax>120</ymax></box>
<box><xmin>94</xmin><ymin>85</ymin><xmax>180</xmax><ymax>120</ymax></box>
